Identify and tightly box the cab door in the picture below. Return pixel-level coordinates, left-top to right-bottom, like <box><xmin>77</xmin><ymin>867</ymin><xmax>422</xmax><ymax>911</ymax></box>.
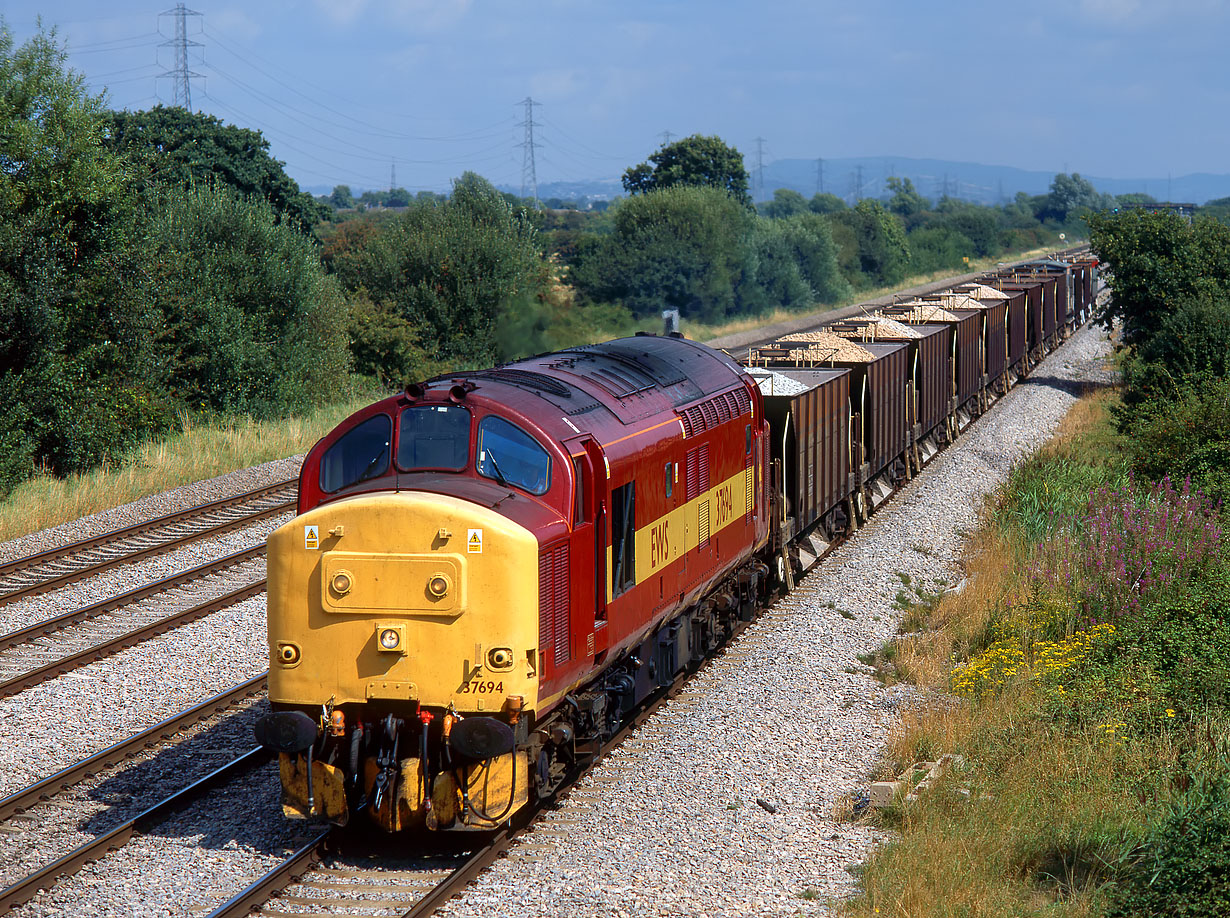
<box><xmin>566</xmin><ymin>437</ymin><xmax>606</xmax><ymax>662</ymax></box>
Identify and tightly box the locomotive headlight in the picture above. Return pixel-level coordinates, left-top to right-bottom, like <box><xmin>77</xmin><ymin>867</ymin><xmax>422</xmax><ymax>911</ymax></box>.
<box><xmin>376</xmin><ymin>623</ymin><xmax>406</xmax><ymax>653</ymax></box>
<box><xmin>276</xmin><ymin>642</ymin><xmax>301</xmax><ymax>666</ymax></box>
<box><xmin>330</xmin><ymin>570</ymin><xmax>353</xmax><ymax>596</ymax></box>
<box><xmin>427</xmin><ymin>573</ymin><xmax>451</xmax><ymax>598</ymax></box>
<box><xmin>487</xmin><ymin>646</ymin><xmax>514</xmax><ymax>670</ymax></box>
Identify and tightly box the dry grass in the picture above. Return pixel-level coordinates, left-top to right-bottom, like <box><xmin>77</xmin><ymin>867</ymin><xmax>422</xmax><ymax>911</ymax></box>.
<box><xmin>0</xmin><ymin>398</ymin><xmax>374</xmax><ymax>543</ymax></box>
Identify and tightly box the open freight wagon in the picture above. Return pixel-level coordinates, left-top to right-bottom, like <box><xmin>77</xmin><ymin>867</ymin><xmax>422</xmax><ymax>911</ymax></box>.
<box><xmin>829</xmin><ymin>317</ymin><xmax>953</xmax><ymax>469</ymax></box>
<box><xmin>749</xmin><ymin>367</ymin><xmax>852</xmax><ymax>568</ymax></box>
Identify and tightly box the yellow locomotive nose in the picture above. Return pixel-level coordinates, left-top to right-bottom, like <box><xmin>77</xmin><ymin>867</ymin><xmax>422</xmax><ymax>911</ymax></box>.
<box><xmin>265</xmin><ymin>491</ymin><xmax>541</xmax><ymax>715</ymax></box>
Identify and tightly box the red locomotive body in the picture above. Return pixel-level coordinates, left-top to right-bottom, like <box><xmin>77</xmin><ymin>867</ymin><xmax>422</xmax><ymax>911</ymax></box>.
<box><xmin>260</xmin><ymin>333</ymin><xmax>773</xmax><ymax>830</ymax></box>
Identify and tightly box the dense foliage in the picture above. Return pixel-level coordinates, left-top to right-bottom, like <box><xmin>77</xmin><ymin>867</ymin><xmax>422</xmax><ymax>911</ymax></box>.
<box><xmin>104</xmin><ymin>106</ymin><xmax>327</xmax><ymax>232</ymax></box>
<box><xmin>1090</xmin><ymin>210</ymin><xmax>1230</xmax><ymax>505</ymax></box>
<box><xmin>0</xmin><ymin>26</ymin><xmax>348</xmax><ymax>496</ymax></box>
<box><xmin>621</xmin><ymin>134</ymin><xmax>752</xmax><ymax>207</ymax></box>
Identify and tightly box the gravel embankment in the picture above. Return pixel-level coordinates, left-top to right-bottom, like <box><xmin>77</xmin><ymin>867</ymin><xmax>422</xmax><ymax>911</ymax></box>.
<box><xmin>1</xmin><ymin>458</ymin><xmax>307</xmax><ymax>915</ymax></box>
<box><xmin>1</xmin><ymin>324</ymin><xmax>1115</xmax><ymax>917</ymax></box>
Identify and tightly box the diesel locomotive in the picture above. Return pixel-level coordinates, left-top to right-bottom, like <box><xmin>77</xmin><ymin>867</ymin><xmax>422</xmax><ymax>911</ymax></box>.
<box><xmin>256</xmin><ymin>334</ymin><xmax>775</xmax><ymax>831</ymax></box>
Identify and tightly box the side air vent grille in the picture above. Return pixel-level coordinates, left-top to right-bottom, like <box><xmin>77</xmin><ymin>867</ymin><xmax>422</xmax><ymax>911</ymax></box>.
<box><xmin>677</xmin><ymin>388</ymin><xmax>751</xmax><ymax>436</ymax></box>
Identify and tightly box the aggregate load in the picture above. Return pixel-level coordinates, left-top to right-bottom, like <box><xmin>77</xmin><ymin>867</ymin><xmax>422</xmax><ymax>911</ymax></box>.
<box><xmin>775</xmin><ymin>330</ymin><xmax>874</xmax><ymax>362</ymax></box>
<box><xmin>833</xmin><ymin>315</ymin><xmax>922</xmax><ymax>341</ymax></box>
<box><xmin>932</xmin><ymin>293</ymin><xmax>983</xmax><ymax>311</ymax></box>
<box><xmin>892</xmin><ymin>303</ymin><xmax>960</xmax><ymax>323</ymax></box>
<box><xmin>960</xmin><ymin>283</ymin><xmax>1009</xmax><ymax>301</ymax></box>
<box><xmin>749</xmin><ymin>368</ymin><xmax>813</xmax><ymax>396</ymax></box>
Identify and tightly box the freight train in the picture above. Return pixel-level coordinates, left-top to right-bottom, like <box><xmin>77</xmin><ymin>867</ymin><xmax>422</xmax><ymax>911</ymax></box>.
<box><xmin>254</xmin><ymin>254</ymin><xmax>1099</xmax><ymax>832</ymax></box>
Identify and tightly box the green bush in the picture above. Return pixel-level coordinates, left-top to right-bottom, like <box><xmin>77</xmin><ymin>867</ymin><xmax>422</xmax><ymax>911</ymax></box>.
<box><xmin>1118</xmin><ymin>378</ymin><xmax>1230</xmax><ymax>507</ymax></box>
<box><xmin>1109</xmin><ymin>775</ymin><xmax>1230</xmax><ymax>918</ymax></box>
<box><xmin>143</xmin><ymin>182</ymin><xmax>352</xmax><ymax>416</ymax></box>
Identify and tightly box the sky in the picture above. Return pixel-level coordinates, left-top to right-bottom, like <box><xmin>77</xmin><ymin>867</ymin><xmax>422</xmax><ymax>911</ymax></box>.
<box><xmin>5</xmin><ymin>0</ymin><xmax>1229</xmax><ymax>195</ymax></box>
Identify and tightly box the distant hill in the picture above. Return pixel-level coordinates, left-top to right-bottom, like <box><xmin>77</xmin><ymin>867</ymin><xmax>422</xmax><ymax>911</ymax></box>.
<box><xmin>306</xmin><ymin>158</ymin><xmax>1230</xmax><ymax>206</ymax></box>
<box><xmin>759</xmin><ymin>156</ymin><xmax>1229</xmax><ymax>206</ymax></box>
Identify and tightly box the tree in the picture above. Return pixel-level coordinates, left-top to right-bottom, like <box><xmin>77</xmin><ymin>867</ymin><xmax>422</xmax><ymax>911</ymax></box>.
<box><xmin>1086</xmin><ymin>209</ymin><xmax>1230</xmax><ymax>347</ymax></box>
<box><xmin>621</xmin><ymin>135</ymin><xmax>751</xmax><ymax>207</ymax></box>
<box><xmin>773</xmin><ymin>214</ymin><xmax>852</xmax><ymax>304</ymax></box>
<box><xmin>104</xmin><ymin>106</ymin><xmax>327</xmax><ymax>231</ymax></box>
<box><xmin>809</xmin><ymin>192</ymin><xmax>846</xmax><ymax>215</ymax></box>
<box><xmin>886</xmin><ymin>177</ymin><xmax>929</xmax><ymax>217</ymax></box>
<box><xmin>330</xmin><ymin>185</ymin><xmax>355</xmax><ymax>209</ymax></box>
<box><xmin>737</xmin><ymin>219</ymin><xmax>813</xmax><ymax>314</ymax></box>
<box><xmin>139</xmin><ymin>182</ymin><xmax>351</xmax><ymax>415</ymax></box>
<box><xmin>574</xmin><ymin>184</ymin><xmax>753</xmax><ymax>322</ymax></box>
<box><xmin>833</xmin><ymin>200</ymin><xmax>911</xmax><ymax>287</ymax></box>
<box><xmin>1043</xmin><ymin>172</ymin><xmax>1113</xmax><ymax>223</ymax></box>
<box><xmin>761</xmin><ymin>188</ymin><xmax>808</xmax><ymax>219</ymax></box>
<box><xmin>0</xmin><ymin>23</ymin><xmax>152</xmax><ymax>492</ymax></box>
<box><xmin>340</xmin><ymin>173</ymin><xmax>542</xmax><ymax>367</ymax></box>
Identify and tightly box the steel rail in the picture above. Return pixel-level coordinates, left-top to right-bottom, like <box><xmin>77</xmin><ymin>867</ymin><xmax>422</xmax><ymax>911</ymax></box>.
<box><xmin>0</xmin><ymin>544</ymin><xmax>266</xmax><ymax>653</ymax></box>
<box><xmin>0</xmin><ymin>579</ymin><xmax>267</xmax><ymax>699</ymax></box>
<box><xmin>0</xmin><ymin>746</ymin><xmax>272</xmax><ymax>914</ymax></box>
<box><xmin>204</xmin><ymin>828</ymin><xmax>334</xmax><ymax>918</ymax></box>
<box><xmin>0</xmin><ymin>479</ymin><xmax>293</xmax><ymax>578</ymax></box>
<box><xmin>0</xmin><ymin>482</ymin><xmax>294</xmax><ymax>607</ymax></box>
<box><xmin>0</xmin><ymin>674</ymin><xmax>268</xmax><ymax>822</ymax></box>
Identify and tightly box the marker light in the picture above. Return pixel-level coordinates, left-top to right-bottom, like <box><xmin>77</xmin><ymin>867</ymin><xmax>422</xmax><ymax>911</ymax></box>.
<box><xmin>331</xmin><ymin>570</ymin><xmax>353</xmax><ymax>595</ymax></box>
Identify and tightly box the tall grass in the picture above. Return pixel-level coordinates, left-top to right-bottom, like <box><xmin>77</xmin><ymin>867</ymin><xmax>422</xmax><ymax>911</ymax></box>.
<box><xmin>0</xmin><ymin>398</ymin><xmax>375</xmax><ymax>543</ymax></box>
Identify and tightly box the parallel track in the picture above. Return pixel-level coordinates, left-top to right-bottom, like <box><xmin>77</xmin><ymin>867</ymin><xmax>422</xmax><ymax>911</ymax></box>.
<box><xmin>0</xmin><ymin>575</ymin><xmax>268</xmax><ymax>699</ymax></box>
<box><xmin>0</xmin><ymin>479</ymin><xmax>295</xmax><ymax>606</ymax></box>
<box><xmin>0</xmin><ymin>746</ymin><xmax>272</xmax><ymax>914</ymax></box>
<box><xmin>0</xmin><ymin>674</ymin><xmax>268</xmax><ymax>823</ymax></box>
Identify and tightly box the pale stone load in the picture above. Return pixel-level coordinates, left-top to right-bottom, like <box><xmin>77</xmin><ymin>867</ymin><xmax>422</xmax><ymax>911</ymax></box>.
<box><xmin>834</xmin><ymin>315</ymin><xmax>922</xmax><ymax>341</ymax></box>
<box><xmin>775</xmin><ymin>330</ymin><xmax>874</xmax><ymax>362</ymax></box>
<box><xmin>960</xmin><ymin>283</ymin><xmax>1010</xmax><ymax>301</ymax></box>
<box><xmin>892</xmin><ymin>304</ymin><xmax>960</xmax><ymax>323</ymax></box>
<box><xmin>748</xmin><ymin>368</ymin><xmax>813</xmax><ymax>396</ymax></box>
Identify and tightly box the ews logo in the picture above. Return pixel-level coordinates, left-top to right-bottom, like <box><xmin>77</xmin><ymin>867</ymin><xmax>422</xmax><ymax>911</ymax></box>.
<box><xmin>650</xmin><ymin>521</ymin><xmax>670</xmax><ymax>568</ymax></box>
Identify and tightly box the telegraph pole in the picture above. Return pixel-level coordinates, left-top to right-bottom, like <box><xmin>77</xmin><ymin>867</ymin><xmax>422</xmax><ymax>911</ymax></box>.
<box><xmin>159</xmin><ymin>3</ymin><xmax>202</xmax><ymax>109</ymax></box>
<box><xmin>518</xmin><ymin>97</ymin><xmax>541</xmax><ymax>205</ymax></box>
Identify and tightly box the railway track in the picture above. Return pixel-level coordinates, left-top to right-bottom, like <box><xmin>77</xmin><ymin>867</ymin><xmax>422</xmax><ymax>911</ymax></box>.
<box><xmin>0</xmin><ymin>478</ymin><xmax>296</xmax><ymax>606</ymax></box>
<box><xmin>0</xmin><ymin>556</ymin><xmax>268</xmax><ymax>699</ymax></box>
<box><xmin>0</xmin><ymin>676</ymin><xmax>268</xmax><ymax>913</ymax></box>
<box><xmin>208</xmin><ymin>607</ymin><xmax>782</xmax><ymax>918</ymax></box>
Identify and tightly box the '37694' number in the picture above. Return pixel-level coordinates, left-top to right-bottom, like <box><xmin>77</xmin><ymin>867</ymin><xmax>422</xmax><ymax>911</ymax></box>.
<box><xmin>459</xmin><ymin>680</ymin><xmax>503</xmax><ymax>694</ymax></box>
